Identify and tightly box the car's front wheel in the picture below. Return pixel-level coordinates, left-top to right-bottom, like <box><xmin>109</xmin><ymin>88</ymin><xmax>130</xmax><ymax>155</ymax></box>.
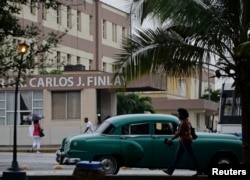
<box><xmin>56</xmin><ymin>150</ymin><xmax>65</xmax><ymax>164</ymax></box>
<box><xmin>98</xmin><ymin>156</ymin><xmax>120</xmax><ymax>175</ymax></box>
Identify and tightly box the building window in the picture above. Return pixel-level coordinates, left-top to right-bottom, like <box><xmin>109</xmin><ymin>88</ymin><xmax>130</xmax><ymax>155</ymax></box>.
<box><xmin>56</xmin><ymin>51</ymin><xmax>61</xmax><ymax>68</ymax></box>
<box><xmin>89</xmin><ymin>59</ymin><xmax>92</xmax><ymax>70</ymax></box>
<box><xmin>30</xmin><ymin>0</ymin><xmax>36</xmax><ymax>15</ymax></box>
<box><xmin>89</xmin><ymin>15</ymin><xmax>93</xmax><ymax>35</ymax></box>
<box><xmin>32</xmin><ymin>91</ymin><xmax>44</xmax><ymax>115</ymax></box>
<box><xmin>112</xmin><ymin>23</ymin><xmax>117</xmax><ymax>42</ymax></box>
<box><xmin>77</xmin><ymin>11</ymin><xmax>81</xmax><ymax>31</ymax></box>
<box><xmin>67</xmin><ymin>6</ymin><xmax>72</xmax><ymax>28</ymax></box>
<box><xmin>52</xmin><ymin>91</ymin><xmax>81</xmax><ymax>120</ymax></box>
<box><xmin>77</xmin><ymin>56</ymin><xmax>81</xmax><ymax>64</ymax></box>
<box><xmin>178</xmin><ymin>79</ymin><xmax>187</xmax><ymax>97</ymax></box>
<box><xmin>39</xmin><ymin>53</ymin><xmax>46</xmax><ymax>69</ymax></box>
<box><xmin>67</xmin><ymin>54</ymin><xmax>71</xmax><ymax>64</ymax></box>
<box><xmin>0</xmin><ymin>91</ymin><xmax>43</xmax><ymax>126</ymax></box>
<box><xmin>12</xmin><ymin>39</ymin><xmax>21</xmax><ymax>48</ymax></box>
<box><xmin>112</xmin><ymin>64</ymin><xmax>117</xmax><ymax>73</ymax></box>
<box><xmin>102</xmin><ymin>62</ymin><xmax>107</xmax><ymax>72</ymax></box>
<box><xmin>122</xmin><ymin>27</ymin><xmax>126</xmax><ymax>40</ymax></box>
<box><xmin>42</xmin><ymin>4</ymin><xmax>47</xmax><ymax>20</ymax></box>
<box><xmin>13</xmin><ymin>2</ymin><xmax>22</xmax><ymax>10</ymax></box>
<box><xmin>0</xmin><ymin>92</ymin><xmax>6</xmax><ymax>125</ymax></box>
<box><xmin>57</xmin><ymin>4</ymin><xmax>62</xmax><ymax>25</ymax></box>
<box><xmin>102</xmin><ymin>20</ymin><xmax>107</xmax><ymax>39</ymax></box>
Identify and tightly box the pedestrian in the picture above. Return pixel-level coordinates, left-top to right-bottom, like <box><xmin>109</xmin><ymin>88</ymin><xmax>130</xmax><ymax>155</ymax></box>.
<box><xmin>83</xmin><ymin>117</ymin><xmax>94</xmax><ymax>133</ymax></box>
<box><xmin>163</xmin><ymin>108</ymin><xmax>202</xmax><ymax>176</ymax></box>
<box><xmin>27</xmin><ymin>113</ymin><xmax>44</xmax><ymax>146</ymax></box>
<box><xmin>32</xmin><ymin>119</ymin><xmax>43</xmax><ymax>153</ymax></box>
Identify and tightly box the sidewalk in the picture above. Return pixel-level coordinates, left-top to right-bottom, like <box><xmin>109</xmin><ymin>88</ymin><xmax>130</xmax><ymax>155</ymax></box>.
<box><xmin>0</xmin><ymin>150</ymin><xmax>208</xmax><ymax>180</ymax></box>
<box><xmin>0</xmin><ymin>145</ymin><xmax>59</xmax><ymax>153</ymax></box>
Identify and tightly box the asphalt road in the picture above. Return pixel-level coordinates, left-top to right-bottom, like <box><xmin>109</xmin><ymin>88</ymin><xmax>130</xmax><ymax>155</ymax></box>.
<box><xmin>0</xmin><ymin>152</ymin><xmax>196</xmax><ymax>176</ymax></box>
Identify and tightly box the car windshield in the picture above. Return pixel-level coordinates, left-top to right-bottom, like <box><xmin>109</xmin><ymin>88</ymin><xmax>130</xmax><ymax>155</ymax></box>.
<box><xmin>95</xmin><ymin>121</ymin><xmax>115</xmax><ymax>134</ymax></box>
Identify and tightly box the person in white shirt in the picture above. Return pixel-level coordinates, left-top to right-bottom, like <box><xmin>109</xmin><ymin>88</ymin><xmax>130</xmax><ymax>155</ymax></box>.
<box><xmin>83</xmin><ymin>117</ymin><xmax>94</xmax><ymax>133</ymax></box>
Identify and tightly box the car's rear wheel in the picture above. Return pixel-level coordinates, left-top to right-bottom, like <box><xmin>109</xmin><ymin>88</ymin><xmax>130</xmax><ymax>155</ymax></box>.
<box><xmin>204</xmin><ymin>153</ymin><xmax>238</xmax><ymax>175</ymax></box>
<box><xmin>212</xmin><ymin>154</ymin><xmax>237</xmax><ymax>166</ymax></box>
<box><xmin>98</xmin><ymin>156</ymin><xmax>120</xmax><ymax>175</ymax></box>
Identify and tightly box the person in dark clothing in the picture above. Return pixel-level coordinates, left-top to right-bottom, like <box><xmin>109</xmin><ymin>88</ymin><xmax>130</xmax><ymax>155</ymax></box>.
<box><xmin>163</xmin><ymin>108</ymin><xmax>202</xmax><ymax>176</ymax></box>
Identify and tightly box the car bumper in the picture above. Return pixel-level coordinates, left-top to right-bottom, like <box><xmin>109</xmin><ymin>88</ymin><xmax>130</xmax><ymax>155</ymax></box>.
<box><xmin>56</xmin><ymin>149</ymin><xmax>80</xmax><ymax>164</ymax></box>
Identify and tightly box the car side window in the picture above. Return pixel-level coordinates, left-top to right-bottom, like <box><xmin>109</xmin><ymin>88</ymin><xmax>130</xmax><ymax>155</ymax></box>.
<box><xmin>102</xmin><ymin>124</ymin><xmax>115</xmax><ymax>134</ymax></box>
<box><xmin>122</xmin><ymin>123</ymin><xmax>149</xmax><ymax>135</ymax></box>
<box><xmin>154</xmin><ymin>122</ymin><xmax>174</xmax><ymax>135</ymax></box>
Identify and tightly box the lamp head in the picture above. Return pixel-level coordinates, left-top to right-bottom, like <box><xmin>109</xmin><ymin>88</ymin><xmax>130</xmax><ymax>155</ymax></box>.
<box><xmin>19</xmin><ymin>42</ymin><xmax>29</xmax><ymax>54</ymax></box>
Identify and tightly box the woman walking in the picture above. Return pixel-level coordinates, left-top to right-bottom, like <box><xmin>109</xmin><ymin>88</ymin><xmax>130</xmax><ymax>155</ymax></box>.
<box><xmin>164</xmin><ymin>108</ymin><xmax>202</xmax><ymax>176</ymax></box>
<box><xmin>32</xmin><ymin>119</ymin><xmax>42</xmax><ymax>153</ymax></box>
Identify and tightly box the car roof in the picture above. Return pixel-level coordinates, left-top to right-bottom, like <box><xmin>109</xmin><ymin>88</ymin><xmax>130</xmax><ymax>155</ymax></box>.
<box><xmin>106</xmin><ymin>114</ymin><xmax>179</xmax><ymax>126</ymax></box>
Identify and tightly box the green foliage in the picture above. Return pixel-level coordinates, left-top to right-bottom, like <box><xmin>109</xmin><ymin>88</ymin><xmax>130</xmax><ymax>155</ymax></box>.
<box><xmin>0</xmin><ymin>0</ymin><xmax>66</xmax><ymax>84</ymax></box>
<box><xmin>40</xmin><ymin>70</ymin><xmax>49</xmax><ymax>74</ymax></box>
<box><xmin>201</xmin><ymin>88</ymin><xmax>221</xmax><ymax>102</ymax></box>
<box><xmin>49</xmin><ymin>69</ymin><xmax>62</xmax><ymax>74</ymax></box>
<box><xmin>235</xmin><ymin>41</ymin><xmax>250</xmax><ymax>58</ymax></box>
<box><xmin>117</xmin><ymin>93</ymin><xmax>155</xmax><ymax>115</ymax></box>
<box><xmin>40</xmin><ymin>68</ymin><xmax>64</xmax><ymax>75</ymax></box>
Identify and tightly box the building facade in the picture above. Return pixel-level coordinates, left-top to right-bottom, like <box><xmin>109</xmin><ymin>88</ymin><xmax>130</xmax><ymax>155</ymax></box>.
<box><xmin>0</xmin><ymin>0</ymin><xmax>218</xmax><ymax>147</ymax></box>
<box><xmin>0</xmin><ymin>0</ymin><xmax>138</xmax><ymax>146</ymax></box>
<box><xmin>142</xmin><ymin>67</ymin><xmax>219</xmax><ymax>132</ymax></box>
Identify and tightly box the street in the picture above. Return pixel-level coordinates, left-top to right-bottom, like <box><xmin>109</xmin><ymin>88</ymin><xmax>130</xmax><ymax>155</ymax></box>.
<box><xmin>0</xmin><ymin>152</ymin><xmax>196</xmax><ymax>176</ymax></box>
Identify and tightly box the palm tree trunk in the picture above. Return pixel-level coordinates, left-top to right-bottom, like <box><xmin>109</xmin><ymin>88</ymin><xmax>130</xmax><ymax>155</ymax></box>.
<box><xmin>239</xmin><ymin>78</ymin><xmax>250</xmax><ymax>166</ymax></box>
<box><xmin>198</xmin><ymin>63</ymin><xmax>202</xmax><ymax>98</ymax></box>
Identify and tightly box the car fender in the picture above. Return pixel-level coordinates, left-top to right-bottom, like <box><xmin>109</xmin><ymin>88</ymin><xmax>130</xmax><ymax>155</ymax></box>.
<box><xmin>85</xmin><ymin>138</ymin><xmax>121</xmax><ymax>154</ymax></box>
<box><xmin>120</xmin><ymin>139</ymin><xmax>144</xmax><ymax>163</ymax></box>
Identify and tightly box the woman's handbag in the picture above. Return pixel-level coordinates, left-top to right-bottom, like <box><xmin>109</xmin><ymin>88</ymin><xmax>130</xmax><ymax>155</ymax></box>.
<box><xmin>191</xmin><ymin>127</ymin><xmax>198</xmax><ymax>140</ymax></box>
<box><xmin>39</xmin><ymin>129</ymin><xmax>45</xmax><ymax>137</ymax></box>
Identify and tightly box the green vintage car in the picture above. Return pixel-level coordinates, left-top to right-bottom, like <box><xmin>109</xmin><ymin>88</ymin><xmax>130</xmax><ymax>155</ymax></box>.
<box><xmin>56</xmin><ymin>114</ymin><xmax>242</xmax><ymax>175</ymax></box>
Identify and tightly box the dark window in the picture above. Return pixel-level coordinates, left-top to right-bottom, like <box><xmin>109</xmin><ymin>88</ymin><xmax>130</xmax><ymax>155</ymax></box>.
<box><xmin>103</xmin><ymin>124</ymin><xmax>115</xmax><ymax>134</ymax></box>
<box><xmin>122</xmin><ymin>123</ymin><xmax>149</xmax><ymax>135</ymax></box>
<box><xmin>95</xmin><ymin>121</ymin><xmax>115</xmax><ymax>135</ymax></box>
<box><xmin>154</xmin><ymin>122</ymin><xmax>175</xmax><ymax>135</ymax></box>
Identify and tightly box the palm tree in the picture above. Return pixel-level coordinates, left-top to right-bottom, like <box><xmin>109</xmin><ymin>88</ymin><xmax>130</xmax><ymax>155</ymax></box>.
<box><xmin>115</xmin><ymin>0</ymin><xmax>250</xmax><ymax>165</ymax></box>
<box><xmin>201</xmin><ymin>89</ymin><xmax>221</xmax><ymax>103</ymax></box>
<box><xmin>117</xmin><ymin>93</ymin><xmax>155</xmax><ymax>115</ymax></box>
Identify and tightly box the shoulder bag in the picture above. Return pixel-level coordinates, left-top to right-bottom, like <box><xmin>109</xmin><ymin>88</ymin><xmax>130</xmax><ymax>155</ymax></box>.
<box><xmin>191</xmin><ymin>126</ymin><xmax>198</xmax><ymax>140</ymax></box>
<box><xmin>39</xmin><ymin>125</ymin><xmax>45</xmax><ymax>137</ymax></box>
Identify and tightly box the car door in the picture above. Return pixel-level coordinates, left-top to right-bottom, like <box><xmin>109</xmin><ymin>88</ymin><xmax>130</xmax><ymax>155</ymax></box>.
<box><xmin>120</xmin><ymin>122</ymin><xmax>153</xmax><ymax>167</ymax></box>
<box><xmin>152</xmin><ymin>122</ymin><xmax>178</xmax><ymax>168</ymax></box>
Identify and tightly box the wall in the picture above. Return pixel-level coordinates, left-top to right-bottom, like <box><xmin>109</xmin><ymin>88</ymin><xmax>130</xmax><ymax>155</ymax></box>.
<box><xmin>0</xmin><ymin>125</ymin><xmax>82</xmax><ymax>146</ymax></box>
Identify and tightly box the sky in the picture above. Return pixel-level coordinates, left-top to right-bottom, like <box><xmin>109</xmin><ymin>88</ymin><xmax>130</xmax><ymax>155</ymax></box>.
<box><xmin>101</xmin><ymin>0</ymin><xmax>132</xmax><ymax>12</ymax></box>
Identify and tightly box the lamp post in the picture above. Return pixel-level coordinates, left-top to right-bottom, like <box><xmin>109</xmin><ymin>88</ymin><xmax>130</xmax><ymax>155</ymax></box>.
<box><xmin>3</xmin><ymin>42</ymin><xmax>29</xmax><ymax>180</ymax></box>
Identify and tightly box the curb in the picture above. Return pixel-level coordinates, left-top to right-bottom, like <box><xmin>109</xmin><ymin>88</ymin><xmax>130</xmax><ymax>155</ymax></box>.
<box><xmin>0</xmin><ymin>146</ymin><xmax>59</xmax><ymax>153</ymax></box>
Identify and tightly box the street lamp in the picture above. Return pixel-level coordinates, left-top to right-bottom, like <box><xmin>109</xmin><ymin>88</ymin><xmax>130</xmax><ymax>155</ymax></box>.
<box><xmin>19</xmin><ymin>42</ymin><xmax>29</xmax><ymax>54</ymax></box>
<box><xmin>2</xmin><ymin>42</ymin><xmax>29</xmax><ymax>180</ymax></box>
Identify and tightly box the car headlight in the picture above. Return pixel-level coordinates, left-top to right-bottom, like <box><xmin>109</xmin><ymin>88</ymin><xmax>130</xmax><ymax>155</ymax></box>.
<box><xmin>72</xmin><ymin>141</ymin><xmax>78</xmax><ymax>147</ymax></box>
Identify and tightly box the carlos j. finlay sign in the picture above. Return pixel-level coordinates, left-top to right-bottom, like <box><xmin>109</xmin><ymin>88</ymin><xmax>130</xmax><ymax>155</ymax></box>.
<box><xmin>0</xmin><ymin>74</ymin><xmax>125</xmax><ymax>90</ymax></box>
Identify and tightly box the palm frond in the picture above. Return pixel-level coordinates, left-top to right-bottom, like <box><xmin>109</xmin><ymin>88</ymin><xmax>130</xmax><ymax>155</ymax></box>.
<box><xmin>115</xmin><ymin>0</ymin><xmax>250</xmax><ymax>84</ymax></box>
